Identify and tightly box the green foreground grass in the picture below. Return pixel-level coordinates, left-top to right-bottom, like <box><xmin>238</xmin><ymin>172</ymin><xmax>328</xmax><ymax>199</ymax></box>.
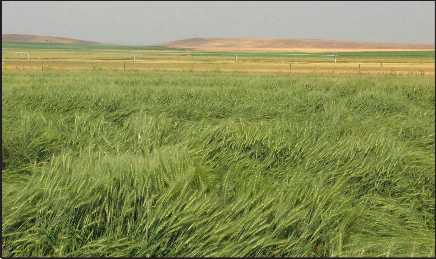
<box><xmin>2</xmin><ymin>71</ymin><xmax>435</xmax><ymax>257</ymax></box>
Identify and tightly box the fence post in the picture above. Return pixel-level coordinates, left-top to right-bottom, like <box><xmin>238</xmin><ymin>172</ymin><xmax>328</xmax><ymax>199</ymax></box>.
<box><xmin>334</xmin><ymin>56</ymin><xmax>337</xmax><ymax>63</ymax></box>
<box><xmin>133</xmin><ymin>55</ymin><xmax>136</xmax><ymax>63</ymax></box>
<box><xmin>28</xmin><ymin>52</ymin><xmax>30</xmax><ymax>61</ymax></box>
<box><xmin>235</xmin><ymin>54</ymin><xmax>237</xmax><ymax>62</ymax></box>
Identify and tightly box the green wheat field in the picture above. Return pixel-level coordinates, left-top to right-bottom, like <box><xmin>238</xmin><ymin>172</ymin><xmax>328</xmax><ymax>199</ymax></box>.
<box><xmin>2</xmin><ymin>70</ymin><xmax>435</xmax><ymax>257</ymax></box>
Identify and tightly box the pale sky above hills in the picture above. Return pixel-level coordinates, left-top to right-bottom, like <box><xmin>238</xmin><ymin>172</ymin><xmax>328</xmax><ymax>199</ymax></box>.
<box><xmin>2</xmin><ymin>1</ymin><xmax>435</xmax><ymax>46</ymax></box>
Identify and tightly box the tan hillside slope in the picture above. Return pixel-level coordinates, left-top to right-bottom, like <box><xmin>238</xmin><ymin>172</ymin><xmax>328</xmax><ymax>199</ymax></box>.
<box><xmin>2</xmin><ymin>34</ymin><xmax>107</xmax><ymax>45</ymax></box>
<box><xmin>155</xmin><ymin>38</ymin><xmax>435</xmax><ymax>52</ymax></box>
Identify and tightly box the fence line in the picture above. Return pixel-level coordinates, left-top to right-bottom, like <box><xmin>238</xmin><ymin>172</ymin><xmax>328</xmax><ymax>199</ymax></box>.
<box><xmin>3</xmin><ymin>51</ymin><xmax>434</xmax><ymax>57</ymax></box>
<box><xmin>2</xmin><ymin>50</ymin><xmax>434</xmax><ymax>71</ymax></box>
<box><xmin>3</xmin><ymin>51</ymin><xmax>434</xmax><ymax>62</ymax></box>
<box><xmin>2</xmin><ymin>51</ymin><xmax>342</xmax><ymax>64</ymax></box>
<box><xmin>2</xmin><ymin>51</ymin><xmax>338</xmax><ymax>57</ymax></box>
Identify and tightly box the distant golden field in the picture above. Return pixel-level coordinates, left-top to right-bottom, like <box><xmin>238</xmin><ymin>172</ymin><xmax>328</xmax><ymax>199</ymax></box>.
<box><xmin>2</xmin><ymin>48</ymin><xmax>435</xmax><ymax>76</ymax></box>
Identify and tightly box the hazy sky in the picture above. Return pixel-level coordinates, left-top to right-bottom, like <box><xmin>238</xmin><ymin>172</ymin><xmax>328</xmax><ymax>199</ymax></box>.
<box><xmin>2</xmin><ymin>1</ymin><xmax>435</xmax><ymax>45</ymax></box>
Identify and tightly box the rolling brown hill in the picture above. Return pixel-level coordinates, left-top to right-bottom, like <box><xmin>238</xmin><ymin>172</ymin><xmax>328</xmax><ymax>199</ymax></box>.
<box><xmin>154</xmin><ymin>38</ymin><xmax>436</xmax><ymax>52</ymax></box>
<box><xmin>2</xmin><ymin>34</ymin><xmax>108</xmax><ymax>45</ymax></box>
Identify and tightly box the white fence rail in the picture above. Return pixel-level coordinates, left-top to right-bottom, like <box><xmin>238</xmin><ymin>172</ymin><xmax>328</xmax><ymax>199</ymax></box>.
<box><xmin>2</xmin><ymin>51</ymin><xmax>338</xmax><ymax>61</ymax></box>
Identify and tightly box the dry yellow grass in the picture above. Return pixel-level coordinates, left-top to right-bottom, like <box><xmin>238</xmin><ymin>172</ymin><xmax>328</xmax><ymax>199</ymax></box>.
<box><xmin>156</xmin><ymin>38</ymin><xmax>435</xmax><ymax>52</ymax></box>
<box><xmin>3</xmin><ymin>60</ymin><xmax>434</xmax><ymax>76</ymax></box>
<box><xmin>4</xmin><ymin>34</ymin><xmax>434</xmax><ymax>53</ymax></box>
<box><xmin>194</xmin><ymin>47</ymin><xmax>435</xmax><ymax>53</ymax></box>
